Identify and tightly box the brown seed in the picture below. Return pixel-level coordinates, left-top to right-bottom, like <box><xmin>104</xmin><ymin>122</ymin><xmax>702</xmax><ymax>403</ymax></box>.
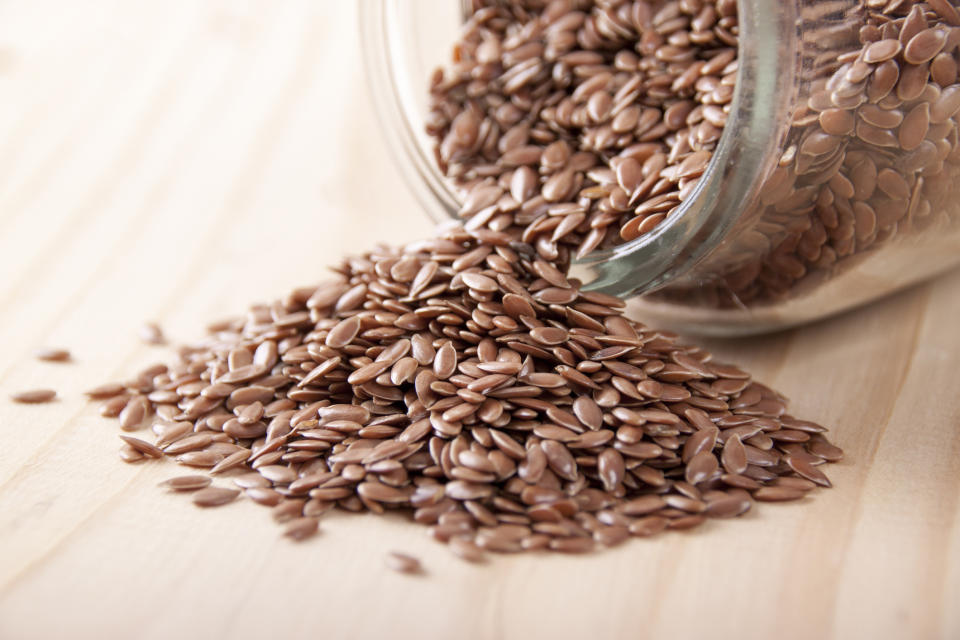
<box><xmin>594</xmin><ymin>524</ymin><xmax>630</xmax><ymax>547</ymax></box>
<box><xmin>721</xmin><ymin>434</ymin><xmax>748</xmax><ymax>475</ymax></box>
<box><xmin>525</xmin><ymin>372</ymin><xmax>566</xmax><ymax>388</ymax></box>
<box><xmin>685</xmin><ymin>450</ymin><xmax>719</xmax><ymax>485</ymax></box>
<box><xmin>621</xmin><ymin>495</ymin><xmax>667</xmax><ymax>516</ymax></box>
<box><xmin>753</xmin><ymin>486</ymin><xmax>806</xmax><ymax>502</ymax></box>
<box><xmin>931</xmin><ymin>52</ymin><xmax>957</xmax><ymax>86</ymax></box>
<box><xmin>785</xmin><ymin>454</ymin><xmax>833</xmax><ymax>488</ymax></box>
<box><xmin>139</xmin><ymin>322</ymin><xmax>165</xmax><ymax>345</ymax></box>
<box><xmin>237</xmin><ymin>401</ymin><xmax>265</xmax><ymax>425</ymax></box>
<box><xmin>808</xmin><ymin>437</ymin><xmax>845</xmax><ymax>462</ymax></box>
<box><xmin>210</xmin><ymin>449</ymin><xmax>251</xmax><ymax>474</ymax></box>
<box><xmin>326</xmin><ymin>316</ymin><xmax>362</xmax><ymax>349</ymax></box>
<box><xmin>629</xmin><ymin>516</ymin><xmax>669</xmax><ymax>537</ymax></box>
<box><xmin>247</xmin><ymin>487</ymin><xmax>284</xmax><ymax>506</ymax></box>
<box><xmin>433</xmin><ymin>342</ymin><xmax>458</xmax><ymax>379</ymax></box>
<box><xmin>930</xmin><ymin>84</ymin><xmax>960</xmax><ymax>122</ymax></box>
<box><xmin>176</xmin><ymin>451</ymin><xmax>222</xmax><ymax>468</ymax></box>
<box><xmin>818</xmin><ymin>109</ymin><xmax>855</xmax><ymax>136</ymax></box>
<box><xmin>682</xmin><ymin>427</ymin><xmax>718</xmax><ymax>463</ymax></box>
<box><xmin>192</xmin><ymin>487</ymin><xmax>240</xmax><ymax>507</ymax></box>
<box><xmin>385</xmin><ymin>551</ymin><xmax>422</xmax><ymax>574</ymax></box>
<box><xmin>863</xmin><ymin>39</ymin><xmax>901</xmax><ymax>64</ymax></box>
<box><xmin>598</xmin><ymin>448</ymin><xmax>625</xmax><ymax>491</ymax></box>
<box><xmin>33</xmin><ymin>347</ymin><xmax>71</xmax><ymax>362</ymax></box>
<box><xmin>929</xmin><ymin>0</ymin><xmax>960</xmax><ymax>26</ymax></box>
<box><xmin>540</xmin><ymin>440</ymin><xmax>578</xmax><ymax>481</ymax></box>
<box><xmin>283</xmin><ymin>517</ymin><xmax>320</xmax><ymax>541</ymax></box>
<box><xmin>164</xmin><ymin>433</ymin><xmax>214</xmax><ymax>455</ymax></box>
<box><xmin>572</xmin><ymin>396</ymin><xmax>603</xmax><ymax>430</ymax></box>
<box><xmin>158</xmin><ymin>475</ymin><xmax>212</xmax><ymax>491</ymax></box>
<box><xmin>549</xmin><ymin>537</ymin><xmax>594</xmax><ymax>553</ymax></box>
<box><xmin>460</xmin><ymin>272</ymin><xmax>499</xmax><ymax>293</ymax></box>
<box><xmin>542</xmin><ymin>169</ymin><xmax>575</xmax><ymax>202</ymax></box>
<box><xmin>11</xmin><ymin>389</ymin><xmax>57</xmax><ymax>404</ymax></box>
<box><xmin>528</xmin><ymin>326</ymin><xmax>568</xmax><ymax>345</ymax></box>
<box><xmin>449</xmin><ymin>536</ymin><xmax>485</xmax><ymax>563</ymax></box>
<box><xmin>299</xmin><ymin>357</ymin><xmax>342</xmax><ymax>387</ymax></box>
<box><xmin>259</xmin><ymin>465</ymin><xmax>297</xmax><ymax>485</ymax></box>
<box><xmin>899</xmin><ymin>102</ymin><xmax>930</xmax><ymax>151</ymax></box>
<box><xmin>85</xmin><ymin>382</ymin><xmax>126</xmax><ymax>399</ymax></box>
<box><xmin>705</xmin><ymin>495</ymin><xmax>751</xmax><ymax>519</ymax></box>
<box><xmin>118</xmin><ymin>395</ymin><xmax>149</xmax><ymax>430</ymax></box>
<box><xmin>118</xmin><ymin>443</ymin><xmax>144</xmax><ymax>463</ymax></box>
<box><xmin>904</xmin><ymin>28</ymin><xmax>947</xmax><ymax>65</ymax></box>
<box><xmin>119</xmin><ymin>435</ymin><xmax>163</xmax><ymax>458</ymax></box>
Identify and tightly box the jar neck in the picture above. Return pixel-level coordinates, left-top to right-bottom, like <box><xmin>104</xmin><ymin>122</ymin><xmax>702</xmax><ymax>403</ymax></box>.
<box><xmin>571</xmin><ymin>0</ymin><xmax>801</xmax><ymax>297</ymax></box>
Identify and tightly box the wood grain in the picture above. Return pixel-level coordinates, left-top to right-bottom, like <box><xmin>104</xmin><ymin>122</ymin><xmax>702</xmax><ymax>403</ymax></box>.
<box><xmin>0</xmin><ymin>3</ymin><xmax>958</xmax><ymax>639</ymax></box>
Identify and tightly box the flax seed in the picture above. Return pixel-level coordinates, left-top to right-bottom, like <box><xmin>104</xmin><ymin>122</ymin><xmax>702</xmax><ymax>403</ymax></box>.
<box><xmin>33</xmin><ymin>347</ymin><xmax>71</xmax><ymax>362</ymax></box>
<box><xmin>192</xmin><ymin>487</ymin><xmax>240</xmax><ymax>507</ymax></box>
<box><xmin>158</xmin><ymin>475</ymin><xmax>212</xmax><ymax>491</ymax></box>
<box><xmin>11</xmin><ymin>389</ymin><xmax>57</xmax><ymax>403</ymax></box>
<box><xmin>385</xmin><ymin>551</ymin><xmax>422</xmax><ymax>574</ymax></box>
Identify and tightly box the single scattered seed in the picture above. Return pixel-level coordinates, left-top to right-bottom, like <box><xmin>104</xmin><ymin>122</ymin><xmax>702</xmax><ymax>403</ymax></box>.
<box><xmin>11</xmin><ymin>389</ymin><xmax>57</xmax><ymax>404</ymax></box>
<box><xmin>385</xmin><ymin>551</ymin><xmax>422</xmax><ymax>574</ymax></box>
<box><xmin>33</xmin><ymin>347</ymin><xmax>71</xmax><ymax>362</ymax></box>
<box><xmin>139</xmin><ymin>322</ymin><xmax>166</xmax><ymax>345</ymax></box>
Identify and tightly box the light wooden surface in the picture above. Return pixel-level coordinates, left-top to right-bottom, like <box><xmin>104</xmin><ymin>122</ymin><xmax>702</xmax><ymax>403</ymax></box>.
<box><xmin>1</xmin><ymin>3</ymin><xmax>958</xmax><ymax>639</ymax></box>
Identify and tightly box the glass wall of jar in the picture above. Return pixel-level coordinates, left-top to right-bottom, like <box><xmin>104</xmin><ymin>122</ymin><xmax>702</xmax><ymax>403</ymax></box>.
<box><xmin>360</xmin><ymin>0</ymin><xmax>960</xmax><ymax>335</ymax></box>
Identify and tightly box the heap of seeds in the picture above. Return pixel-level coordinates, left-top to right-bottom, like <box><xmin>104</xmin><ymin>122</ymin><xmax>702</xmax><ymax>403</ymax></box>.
<box><xmin>427</xmin><ymin>0</ymin><xmax>960</xmax><ymax>307</ymax></box>
<box><xmin>97</xmin><ymin>222</ymin><xmax>842</xmax><ymax>556</ymax></box>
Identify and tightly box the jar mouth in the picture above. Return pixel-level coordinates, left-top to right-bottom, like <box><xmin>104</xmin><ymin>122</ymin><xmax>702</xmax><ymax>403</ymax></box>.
<box><xmin>359</xmin><ymin>0</ymin><xmax>799</xmax><ymax>297</ymax></box>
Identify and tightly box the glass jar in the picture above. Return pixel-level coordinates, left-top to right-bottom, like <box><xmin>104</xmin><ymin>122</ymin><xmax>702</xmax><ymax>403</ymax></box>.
<box><xmin>359</xmin><ymin>0</ymin><xmax>960</xmax><ymax>335</ymax></box>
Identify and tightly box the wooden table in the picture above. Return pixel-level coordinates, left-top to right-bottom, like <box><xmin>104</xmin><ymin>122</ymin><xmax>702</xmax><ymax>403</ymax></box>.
<box><xmin>1</xmin><ymin>3</ymin><xmax>958</xmax><ymax>639</ymax></box>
